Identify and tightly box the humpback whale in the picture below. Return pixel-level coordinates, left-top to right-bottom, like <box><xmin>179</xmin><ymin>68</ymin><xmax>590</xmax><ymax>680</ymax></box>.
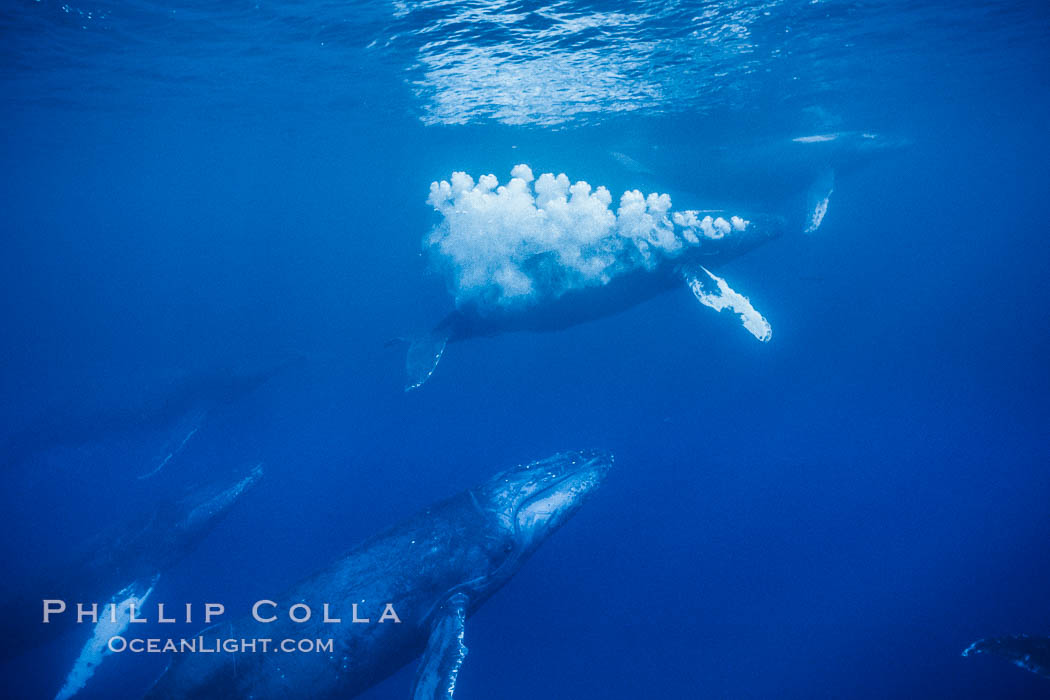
<box><xmin>1</xmin><ymin>354</ymin><xmax>303</xmax><ymax>473</ymax></box>
<box><xmin>601</xmin><ymin>129</ymin><xmax>904</xmax><ymax>239</ymax></box>
<box><xmin>145</xmin><ymin>450</ymin><xmax>613</xmax><ymax>699</ymax></box>
<box><xmin>0</xmin><ymin>464</ymin><xmax>263</xmax><ymax>699</ymax></box>
<box><xmin>406</xmin><ymin>164</ymin><xmax>787</xmax><ymax>389</ymax></box>
<box><xmin>963</xmin><ymin>634</ymin><xmax>1050</xmax><ymax>680</ymax></box>
<box><xmin>607</xmin><ymin>129</ymin><xmax>905</xmax><ymax>205</ymax></box>
<box><xmin>407</xmin><ymin>227</ymin><xmax>779</xmax><ymax>390</ymax></box>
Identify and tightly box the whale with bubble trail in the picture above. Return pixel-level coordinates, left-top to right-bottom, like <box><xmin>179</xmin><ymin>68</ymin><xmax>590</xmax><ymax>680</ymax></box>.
<box><xmin>404</xmin><ymin>164</ymin><xmax>817</xmax><ymax>390</ymax></box>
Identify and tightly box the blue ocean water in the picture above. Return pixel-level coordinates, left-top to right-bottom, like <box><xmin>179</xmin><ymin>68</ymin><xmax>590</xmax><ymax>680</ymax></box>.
<box><xmin>1</xmin><ymin>0</ymin><xmax>1049</xmax><ymax>698</ymax></box>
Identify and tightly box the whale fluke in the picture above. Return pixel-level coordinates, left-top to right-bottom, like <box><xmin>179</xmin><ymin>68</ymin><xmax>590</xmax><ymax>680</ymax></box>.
<box><xmin>963</xmin><ymin>634</ymin><xmax>1050</xmax><ymax>679</ymax></box>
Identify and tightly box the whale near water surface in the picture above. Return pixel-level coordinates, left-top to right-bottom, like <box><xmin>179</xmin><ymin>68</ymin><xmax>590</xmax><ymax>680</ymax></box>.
<box><xmin>404</xmin><ymin>163</ymin><xmax>826</xmax><ymax>390</ymax></box>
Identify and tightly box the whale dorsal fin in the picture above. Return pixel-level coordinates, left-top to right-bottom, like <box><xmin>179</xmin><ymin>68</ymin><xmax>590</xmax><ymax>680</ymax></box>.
<box><xmin>412</xmin><ymin>593</ymin><xmax>469</xmax><ymax>699</ymax></box>
<box><xmin>682</xmin><ymin>266</ymin><xmax>772</xmax><ymax>342</ymax></box>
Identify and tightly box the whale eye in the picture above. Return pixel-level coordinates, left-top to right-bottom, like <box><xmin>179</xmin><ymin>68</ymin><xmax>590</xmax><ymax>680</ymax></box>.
<box><xmin>503</xmin><ymin>542</ymin><xmax>514</xmax><ymax>553</ymax></box>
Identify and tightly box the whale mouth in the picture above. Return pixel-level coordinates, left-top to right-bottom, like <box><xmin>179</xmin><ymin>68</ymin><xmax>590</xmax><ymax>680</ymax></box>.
<box><xmin>513</xmin><ymin>451</ymin><xmax>612</xmax><ymax>538</ymax></box>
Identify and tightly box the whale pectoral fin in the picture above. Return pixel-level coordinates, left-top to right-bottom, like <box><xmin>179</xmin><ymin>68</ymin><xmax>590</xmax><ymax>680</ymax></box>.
<box><xmin>804</xmin><ymin>167</ymin><xmax>835</xmax><ymax>233</ymax></box>
<box><xmin>405</xmin><ymin>314</ymin><xmax>459</xmax><ymax>392</ymax></box>
<box><xmin>55</xmin><ymin>574</ymin><xmax>160</xmax><ymax>700</ymax></box>
<box><xmin>682</xmin><ymin>266</ymin><xmax>772</xmax><ymax>342</ymax></box>
<box><xmin>412</xmin><ymin>593</ymin><xmax>469</xmax><ymax>699</ymax></box>
<box><xmin>136</xmin><ymin>408</ymin><xmax>208</xmax><ymax>480</ymax></box>
<box><xmin>405</xmin><ymin>333</ymin><xmax>447</xmax><ymax>392</ymax></box>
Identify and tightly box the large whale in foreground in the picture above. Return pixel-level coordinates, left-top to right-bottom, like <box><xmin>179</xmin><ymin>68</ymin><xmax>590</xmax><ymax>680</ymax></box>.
<box><xmin>146</xmin><ymin>450</ymin><xmax>613</xmax><ymax>699</ymax></box>
<box><xmin>963</xmin><ymin>634</ymin><xmax>1050</xmax><ymax>680</ymax></box>
<box><xmin>406</xmin><ymin>210</ymin><xmax>789</xmax><ymax>390</ymax></box>
<box><xmin>0</xmin><ymin>465</ymin><xmax>263</xmax><ymax>698</ymax></box>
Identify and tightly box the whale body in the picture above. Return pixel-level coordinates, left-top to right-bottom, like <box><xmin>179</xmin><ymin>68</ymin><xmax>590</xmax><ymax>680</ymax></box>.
<box><xmin>1</xmin><ymin>355</ymin><xmax>303</xmax><ymax>473</ymax></box>
<box><xmin>607</xmin><ymin>129</ymin><xmax>906</xmax><ymax>206</ymax></box>
<box><xmin>407</xmin><ymin>211</ymin><xmax>784</xmax><ymax>390</ymax></box>
<box><xmin>963</xmin><ymin>634</ymin><xmax>1050</xmax><ymax>680</ymax></box>
<box><xmin>0</xmin><ymin>464</ymin><xmax>263</xmax><ymax>699</ymax></box>
<box><xmin>145</xmin><ymin>450</ymin><xmax>613</xmax><ymax>699</ymax></box>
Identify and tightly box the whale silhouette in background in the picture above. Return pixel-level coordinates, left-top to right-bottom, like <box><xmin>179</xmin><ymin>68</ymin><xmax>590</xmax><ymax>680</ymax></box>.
<box><xmin>0</xmin><ymin>464</ymin><xmax>264</xmax><ymax>699</ymax></box>
<box><xmin>605</xmin><ymin>129</ymin><xmax>907</xmax><ymax>238</ymax></box>
<box><xmin>608</xmin><ymin>129</ymin><xmax>906</xmax><ymax>203</ymax></box>
<box><xmin>963</xmin><ymin>634</ymin><xmax>1050</xmax><ymax>680</ymax></box>
<box><xmin>1</xmin><ymin>354</ymin><xmax>304</xmax><ymax>473</ymax></box>
<box><xmin>145</xmin><ymin>450</ymin><xmax>612</xmax><ymax>699</ymax></box>
<box><xmin>406</xmin><ymin>209</ymin><xmax>784</xmax><ymax>390</ymax></box>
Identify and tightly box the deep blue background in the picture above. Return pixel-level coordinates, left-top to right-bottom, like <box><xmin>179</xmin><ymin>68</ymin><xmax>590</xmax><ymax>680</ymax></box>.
<box><xmin>1</xmin><ymin>1</ymin><xmax>1048</xmax><ymax>698</ymax></box>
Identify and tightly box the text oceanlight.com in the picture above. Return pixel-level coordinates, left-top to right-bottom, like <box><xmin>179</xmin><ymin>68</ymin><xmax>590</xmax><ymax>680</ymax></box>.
<box><xmin>108</xmin><ymin>636</ymin><xmax>335</xmax><ymax>654</ymax></box>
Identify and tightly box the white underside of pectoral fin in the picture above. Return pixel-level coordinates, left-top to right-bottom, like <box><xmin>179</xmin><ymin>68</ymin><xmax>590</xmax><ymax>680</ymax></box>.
<box><xmin>55</xmin><ymin>575</ymin><xmax>159</xmax><ymax>700</ymax></box>
<box><xmin>804</xmin><ymin>168</ymin><xmax>835</xmax><ymax>234</ymax></box>
<box><xmin>684</xmin><ymin>267</ymin><xmax>772</xmax><ymax>342</ymax></box>
<box><xmin>412</xmin><ymin>593</ymin><xmax>469</xmax><ymax>699</ymax></box>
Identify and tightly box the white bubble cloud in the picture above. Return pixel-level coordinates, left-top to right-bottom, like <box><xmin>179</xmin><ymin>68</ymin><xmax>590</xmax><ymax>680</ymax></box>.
<box><xmin>426</xmin><ymin>165</ymin><xmax>750</xmax><ymax>310</ymax></box>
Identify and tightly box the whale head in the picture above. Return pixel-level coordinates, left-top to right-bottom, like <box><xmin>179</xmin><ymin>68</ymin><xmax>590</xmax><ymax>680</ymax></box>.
<box><xmin>174</xmin><ymin>463</ymin><xmax>264</xmax><ymax>537</ymax></box>
<box><xmin>414</xmin><ymin>450</ymin><xmax>613</xmax><ymax>619</ymax></box>
<box><xmin>473</xmin><ymin>450</ymin><xmax>613</xmax><ymax>560</ymax></box>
